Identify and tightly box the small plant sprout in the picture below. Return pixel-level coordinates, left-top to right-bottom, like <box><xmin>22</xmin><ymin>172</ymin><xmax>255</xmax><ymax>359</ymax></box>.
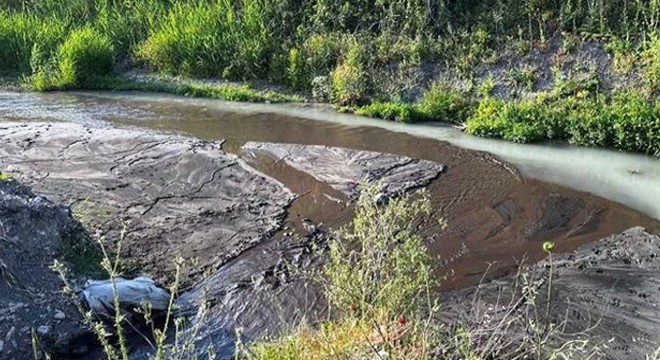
<box><xmin>543</xmin><ymin>241</ymin><xmax>555</xmax><ymax>254</ymax></box>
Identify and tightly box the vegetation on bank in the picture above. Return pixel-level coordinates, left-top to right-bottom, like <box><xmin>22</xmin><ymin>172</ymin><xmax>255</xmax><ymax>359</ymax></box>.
<box><xmin>3</xmin><ymin>0</ymin><xmax>660</xmax><ymax>154</ymax></box>
<box><xmin>358</xmin><ymin>90</ymin><xmax>660</xmax><ymax>156</ymax></box>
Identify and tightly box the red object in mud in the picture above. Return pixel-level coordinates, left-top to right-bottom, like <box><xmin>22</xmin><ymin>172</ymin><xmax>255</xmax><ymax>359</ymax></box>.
<box><xmin>399</xmin><ymin>315</ymin><xmax>408</xmax><ymax>326</ymax></box>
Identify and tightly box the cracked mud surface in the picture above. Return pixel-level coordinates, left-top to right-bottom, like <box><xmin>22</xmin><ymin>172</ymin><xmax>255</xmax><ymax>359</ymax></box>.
<box><xmin>0</xmin><ymin>122</ymin><xmax>448</xmax><ymax>359</ymax></box>
<box><xmin>243</xmin><ymin>142</ymin><xmax>446</xmax><ymax>197</ymax></box>
<box><xmin>0</xmin><ymin>122</ymin><xmax>296</xmax><ymax>283</ymax></box>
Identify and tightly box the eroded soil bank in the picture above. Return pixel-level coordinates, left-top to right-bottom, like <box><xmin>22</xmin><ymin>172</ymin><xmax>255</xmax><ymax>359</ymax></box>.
<box><xmin>0</xmin><ymin>92</ymin><xmax>659</xmax><ymax>358</ymax></box>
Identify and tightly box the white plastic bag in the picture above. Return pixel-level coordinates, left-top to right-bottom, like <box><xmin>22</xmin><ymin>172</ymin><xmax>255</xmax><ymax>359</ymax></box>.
<box><xmin>82</xmin><ymin>277</ymin><xmax>170</xmax><ymax>316</ymax></box>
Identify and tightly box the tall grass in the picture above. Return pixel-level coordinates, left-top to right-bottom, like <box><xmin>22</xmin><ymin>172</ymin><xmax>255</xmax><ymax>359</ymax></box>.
<box><xmin>2</xmin><ymin>0</ymin><xmax>660</xmax><ymax>155</ymax></box>
<box><xmin>4</xmin><ymin>0</ymin><xmax>660</xmax><ymax>94</ymax></box>
<box><xmin>137</xmin><ymin>0</ymin><xmax>274</xmax><ymax>80</ymax></box>
<box><xmin>248</xmin><ymin>186</ymin><xmax>440</xmax><ymax>359</ymax></box>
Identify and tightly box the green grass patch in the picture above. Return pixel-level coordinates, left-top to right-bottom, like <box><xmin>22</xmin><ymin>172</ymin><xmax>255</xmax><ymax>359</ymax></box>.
<box><xmin>31</xmin><ymin>27</ymin><xmax>115</xmax><ymax>90</ymax></box>
<box><xmin>355</xmin><ymin>102</ymin><xmax>423</xmax><ymax>123</ymax></box>
<box><xmin>355</xmin><ymin>83</ymin><xmax>473</xmax><ymax>124</ymax></box>
<box><xmin>57</xmin><ymin>76</ymin><xmax>301</xmax><ymax>103</ymax></box>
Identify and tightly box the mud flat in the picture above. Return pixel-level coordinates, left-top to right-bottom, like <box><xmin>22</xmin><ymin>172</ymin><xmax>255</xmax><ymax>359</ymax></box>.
<box><xmin>0</xmin><ymin>122</ymin><xmax>445</xmax><ymax>358</ymax></box>
<box><xmin>442</xmin><ymin>227</ymin><xmax>660</xmax><ymax>360</ymax></box>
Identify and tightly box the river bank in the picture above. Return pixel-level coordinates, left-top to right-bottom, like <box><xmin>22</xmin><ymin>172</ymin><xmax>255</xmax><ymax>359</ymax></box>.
<box><xmin>4</xmin><ymin>1</ymin><xmax>660</xmax><ymax>157</ymax></box>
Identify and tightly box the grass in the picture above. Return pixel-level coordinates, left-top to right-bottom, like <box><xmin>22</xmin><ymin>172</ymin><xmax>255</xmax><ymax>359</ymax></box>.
<box><xmin>108</xmin><ymin>77</ymin><xmax>302</xmax><ymax>103</ymax></box>
<box><xmin>2</xmin><ymin>0</ymin><xmax>660</xmax><ymax>153</ymax></box>
<box><xmin>356</xmin><ymin>85</ymin><xmax>660</xmax><ymax>157</ymax></box>
<box><xmin>246</xmin><ymin>186</ymin><xmax>439</xmax><ymax>359</ymax></box>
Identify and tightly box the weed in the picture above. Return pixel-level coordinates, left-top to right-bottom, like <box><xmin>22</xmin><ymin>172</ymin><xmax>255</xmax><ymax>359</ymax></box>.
<box><xmin>248</xmin><ymin>186</ymin><xmax>440</xmax><ymax>359</ymax></box>
<box><xmin>642</xmin><ymin>35</ymin><xmax>660</xmax><ymax>94</ymax></box>
<box><xmin>51</xmin><ymin>227</ymin><xmax>213</xmax><ymax>360</ymax></box>
<box><xmin>332</xmin><ymin>38</ymin><xmax>369</xmax><ymax>105</ymax></box>
<box><xmin>356</xmin><ymin>102</ymin><xmax>423</xmax><ymax>123</ymax></box>
<box><xmin>477</xmin><ymin>76</ymin><xmax>497</xmax><ymax>98</ymax></box>
<box><xmin>419</xmin><ymin>83</ymin><xmax>473</xmax><ymax>124</ymax></box>
<box><xmin>505</xmin><ymin>65</ymin><xmax>537</xmax><ymax>91</ymax></box>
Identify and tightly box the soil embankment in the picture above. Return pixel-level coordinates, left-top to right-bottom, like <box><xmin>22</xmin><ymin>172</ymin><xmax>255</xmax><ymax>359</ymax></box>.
<box><xmin>0</xmin><ymin>180</ymin><xmax>89</xmax><ymax>358</ymax></box>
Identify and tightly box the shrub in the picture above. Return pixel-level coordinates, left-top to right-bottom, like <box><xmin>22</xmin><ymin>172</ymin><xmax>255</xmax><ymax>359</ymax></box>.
<box><xmin>0</xmin><ymin>12</ymin><xmax>39</xmax><ymax>75</ymax></box>
<box><xmin>356</xmin><ymin>102</ymin><xmax>424</xmax><ymax>123</ymax></box>
<box><xmin>55</xmin><ymin>27</ymin><xmax>114</xmax><ymax>88</ymax></box>
<box><xmin>551</xmin><ymin>67</ymin><xmax>600</xmax><ymax>98</ymax></box>
<box><xmin>332</xmin><ymin>39</ymin><xmax>368</xmax><ymax>105</ymax></box>
<box><xmin>642</xmin><ymin>35</ymin><xmax>660</xmax><ymax>94</ymax></box>
<box><xmin>466</xmin><ymin>97</ymin><xmax>565</xmax><ymax>143</ymax></box>
<box><xmin>419</xmin><ymin>83</ymin><xmax>473</xmax><ymax>124</ymax></box>
<box><xmin>464</xmin><ymin>98</ymin><xmax>508</xmax><ymax>138</ymax></box>
<box><xmin>248</xmin><ymin>186</ymin><xmax>438</xmax><ymax>359</ymax></box>
<box><xmin>505</xmin><ymin>65</ymin><xmax>537</xmax><ymax>90</ymax></box>
<box><xmin>286</xmin><ymin>47</ymin><xmax>307</xmax><ymax>89</ymax></box>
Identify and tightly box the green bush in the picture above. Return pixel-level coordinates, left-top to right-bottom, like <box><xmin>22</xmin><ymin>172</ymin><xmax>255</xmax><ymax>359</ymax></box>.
<box><xmin>356</xmin><ymin>102</ymin><xmax>424</xmax><ymax>123</ymax></box>
<box><xmin>285</xmin><ymin>33</ymin><xmax>340</xmax><ymax>90</ymax></box>
<box><xmin>466</xmin><ymin>97</ymin><xmax>565</xmax><ymax>143</ymax></box>
<box><xmin>55</xmin><ymin>27</ymin><xmax>114</xmax><ymax>88</ymax></box>
<box><xmin>642</xmin><ymin>35</ymin><xmax>660</xmax><ymax>94</ymax></box>
<box><xmin>332</xmin><ymin>39</ymin><xmax>368</xmax><ymax>105</ymax></box>
<box><xmin>324</xmin><ymin>185</ymin><xmax>434</xmax><ymax>318</ymax></box>
<box><xmin>464</xmin><ymin>98</ymin><xmax>508</xmax><ymax>138</ymax></box>
<box><xmin>0</xmin><ymin>12</ymin><xmax>38</xmax><ymax>75</ymax></box>
<box><xmin>419</xmin><ymin>83</ymin><xmax>473</xmax><ymax>124</ymax></box>
<box><xmin>137</xmin><ymin>0</ymin><xmax>273</xmax><ymax>80</ymax></box>
<box><xmin>30</xmin><ymin>26</ymin><xmax>114</xmax><ymax>91</ymax></box>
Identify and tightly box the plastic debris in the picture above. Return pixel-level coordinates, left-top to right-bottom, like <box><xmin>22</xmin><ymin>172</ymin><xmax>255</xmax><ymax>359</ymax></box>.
<box><xmin>82</xmin><ymin>277</ymin><xmax>170</xmax><ymax>317</ymax></box>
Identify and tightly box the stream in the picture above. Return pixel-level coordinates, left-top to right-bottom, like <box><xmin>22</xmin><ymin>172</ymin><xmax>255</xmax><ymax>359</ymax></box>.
<box><xmin>0</xmin><ymin>90</ymin><xmax>659</xmax><ymax>358</ymax></box>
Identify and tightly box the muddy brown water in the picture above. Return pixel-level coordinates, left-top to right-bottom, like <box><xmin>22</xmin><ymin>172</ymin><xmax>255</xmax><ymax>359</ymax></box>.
<box><xmin>116</xmin><ymin>109</ymin><xmax>659</xmax><ymax>289</ymax></box>
<box><xmin>1</xmin><ymin>91</ymin><xmax>656</xmax><ymax>292</ymax></box>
